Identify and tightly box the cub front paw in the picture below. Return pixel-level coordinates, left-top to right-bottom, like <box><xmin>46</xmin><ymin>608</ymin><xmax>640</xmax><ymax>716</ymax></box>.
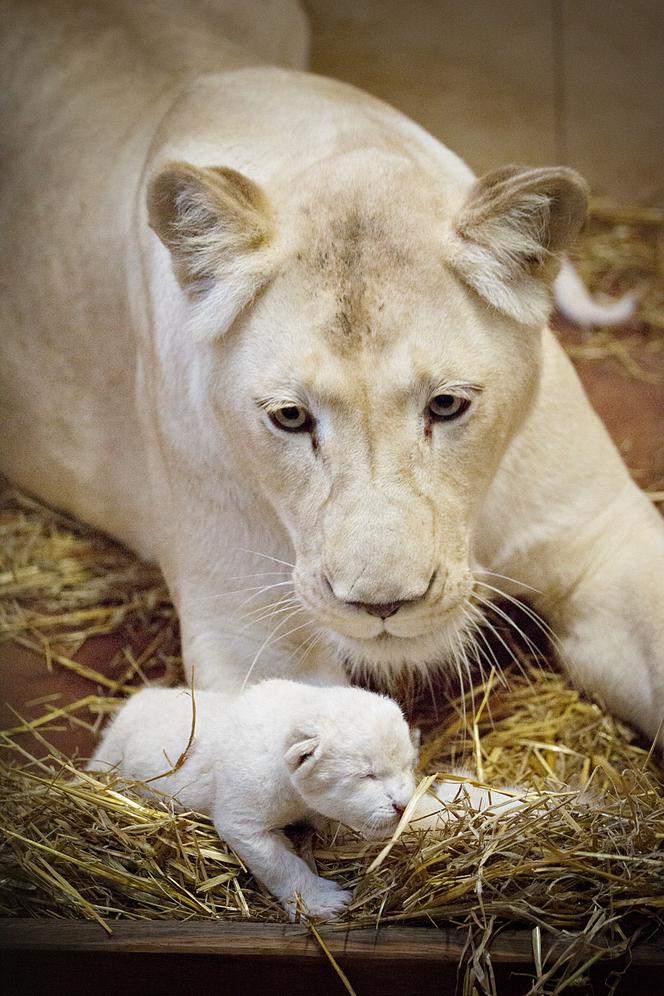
<box><xmin>284</xmin><ymin>877</ymin><xmax>352</xmax><ymax>920</ymax></box>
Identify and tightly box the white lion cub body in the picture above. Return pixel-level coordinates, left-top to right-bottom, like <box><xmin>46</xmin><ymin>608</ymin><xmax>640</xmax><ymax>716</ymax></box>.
<box><xmin>89</xmin><ymin>680</ymin><xmax>416</xmax><ymax>917</ymax></box>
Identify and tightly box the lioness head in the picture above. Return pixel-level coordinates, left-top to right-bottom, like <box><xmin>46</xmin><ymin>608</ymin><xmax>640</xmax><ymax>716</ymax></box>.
<box><xmin>148</xmin><ymin>148</ymin><xmax>587</xmax><ymax>677</ymax></box>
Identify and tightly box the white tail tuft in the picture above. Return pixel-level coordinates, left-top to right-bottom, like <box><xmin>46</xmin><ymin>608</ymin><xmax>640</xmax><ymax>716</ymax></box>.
<box><xmin>553</xmin><ymin>257</ymin><xmax>636</xmax><ymax>326</ymax></box>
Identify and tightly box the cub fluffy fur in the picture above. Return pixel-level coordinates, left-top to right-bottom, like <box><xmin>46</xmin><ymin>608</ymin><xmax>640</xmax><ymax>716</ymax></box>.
<box><xmin>89</xmin><ymin>680</ymin><xmax>416</xmax><ymax>918</ymax></box>
<box><xmin>2</xmin><ymin>1</ymin><xmax>663</xmax><ymax>747</ymax></box>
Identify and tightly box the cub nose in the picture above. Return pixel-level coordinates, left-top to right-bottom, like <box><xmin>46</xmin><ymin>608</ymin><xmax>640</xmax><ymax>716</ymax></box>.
<box><xmin>351</xmin><ymin>600</ymin><xmax>404</xmax><ymax>619</ymax></box>
<box><xmin>392</xmin><ymin>801</ymin><xmax>406</xmax><ymax>817</ymax></box>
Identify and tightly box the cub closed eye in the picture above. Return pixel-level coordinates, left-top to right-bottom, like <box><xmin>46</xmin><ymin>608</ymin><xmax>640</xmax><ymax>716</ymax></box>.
<box><xmin>428</xmin><ymin>394</ymin><xmax>471</xmax><ymax>421</ymax></box>
<box><xmin>269</xmin><ymin>405</ymin><xmax>312</xmax><ymax>433</ymax></box>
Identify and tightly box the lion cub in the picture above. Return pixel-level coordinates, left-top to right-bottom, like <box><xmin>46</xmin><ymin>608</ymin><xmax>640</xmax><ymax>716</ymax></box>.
<box><xmin>89</xmin><ymin>680</ymin><xmax>417</xmax><ymax>918</ymax></box>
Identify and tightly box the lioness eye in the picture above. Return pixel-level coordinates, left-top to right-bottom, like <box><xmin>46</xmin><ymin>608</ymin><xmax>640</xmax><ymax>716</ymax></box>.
<box><xmin>428</xmin><ymin>394</ymin><xmax>471</xmax><ymax>421</ymax></box>
<box><xmin>269</xmin><ymin>405</ymin><xmax>312</xmax><ymax>433</ymax></box>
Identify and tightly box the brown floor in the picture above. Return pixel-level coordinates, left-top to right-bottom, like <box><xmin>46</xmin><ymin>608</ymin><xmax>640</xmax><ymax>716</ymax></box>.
<box><xmin>555</xmin><ymin>318</ymin><xmax>664</xmax><ymax>490</ymax></box>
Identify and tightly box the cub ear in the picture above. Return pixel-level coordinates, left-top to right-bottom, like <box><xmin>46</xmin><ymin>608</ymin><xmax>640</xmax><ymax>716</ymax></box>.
<box><xmin>449</xmin><ymin>165</ymin><xmax>589</xmax><ymax>326</ymax></box>
<box><xmin>284</xmin><ymin>733</ymin><xmax>321</xmax><ymax>773</ymax></box>
<box><xmin>147</xmin><ymin>161</ymin><xmax>273</xmax><ymax>334</ymax></box>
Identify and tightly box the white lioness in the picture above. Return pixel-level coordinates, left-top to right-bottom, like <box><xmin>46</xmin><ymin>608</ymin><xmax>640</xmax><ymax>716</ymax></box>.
<box><xmin>1</xmin><ymin>1</ymin><xmax>663</xmax><ymax>747</ymax></box>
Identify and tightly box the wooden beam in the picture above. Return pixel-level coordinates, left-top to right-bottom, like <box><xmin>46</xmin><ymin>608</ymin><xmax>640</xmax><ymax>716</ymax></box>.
<box><xmin>1</xmin><ymin>919</ymin><xmax>663</xmax><ymax>996</ymax></box>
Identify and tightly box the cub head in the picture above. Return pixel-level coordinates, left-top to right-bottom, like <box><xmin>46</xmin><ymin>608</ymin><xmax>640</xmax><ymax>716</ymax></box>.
<box><xmin>147</xmin><ymin>148</ymin><xmax>587</xmax><ymax>680</ymax></box>
<box><xmin>282</xmin><ymin>687</ymin><xmax>417</xmax><ymax>837</ymax></box>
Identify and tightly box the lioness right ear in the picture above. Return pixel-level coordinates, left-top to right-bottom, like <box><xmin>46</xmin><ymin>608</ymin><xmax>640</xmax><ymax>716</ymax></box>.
<box><xmin>449</xmin><ymin>165</ymin><xmax>589</xmax><ymax>326</ymax></box>
<box><xmin>147</xmin><ymin>161</ymin><xmax>273</xmax><ymax>334</ymax></box>
<box><xmin>284</xmin><ymin>734</ymin><xmax>321</xmax><ymax>773</ymax></box>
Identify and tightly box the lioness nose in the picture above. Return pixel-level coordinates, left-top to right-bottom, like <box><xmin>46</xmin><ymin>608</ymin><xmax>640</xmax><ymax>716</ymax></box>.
<box><xmin>351</xmin><ymin>600</ymin><xmax>404</xmax><ymax>619</ymax></box>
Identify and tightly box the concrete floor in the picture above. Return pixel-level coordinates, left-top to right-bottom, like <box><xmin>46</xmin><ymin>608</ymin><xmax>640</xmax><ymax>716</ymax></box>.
<box><xmin>305</xmin><ymin>0</ymin><xmax>664</xmax><ymax>205</ymax></box>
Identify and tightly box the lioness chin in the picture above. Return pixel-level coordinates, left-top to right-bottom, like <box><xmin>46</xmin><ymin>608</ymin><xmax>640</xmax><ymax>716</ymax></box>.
<box><xmin>1</xmin><ymin>0</ymin><xmax>663</xmax><ymax>749</ymax></box>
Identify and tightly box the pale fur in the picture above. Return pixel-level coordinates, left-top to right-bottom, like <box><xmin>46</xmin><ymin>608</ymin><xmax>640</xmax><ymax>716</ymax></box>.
<box><xmin>2</xmin><ymin>1</ymin><xmax>663</xmax><ymax>750</ymax></box>
<box><xmin>88</xmin><ymin>680</ymin><xmax>416</xmax><ymax>918</ymax></box>
<box><xmin>554</xmin><ymin>258</ymin><xmax>637</xmax><ymax>326</ymax></box>
<box><xmin>413</xmin><ymin>773</ymin><xmax>529</xmax><ymax>829</ymax></box>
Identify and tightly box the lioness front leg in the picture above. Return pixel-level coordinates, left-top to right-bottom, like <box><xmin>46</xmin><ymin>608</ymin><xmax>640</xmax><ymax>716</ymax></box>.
<box><xmin>177</xmin><ymin>605</ymin><xmax>348</xmax><ymax>692</ymax></box>
<box><xmin>543</xmin><ymin>490</ymin><xmax>664</xmax><ymax>749</ymax></box>
<box><xmin>480</xmin><ymin>333</ymin><xmax>664</xmax><ymax>749</ymax></box>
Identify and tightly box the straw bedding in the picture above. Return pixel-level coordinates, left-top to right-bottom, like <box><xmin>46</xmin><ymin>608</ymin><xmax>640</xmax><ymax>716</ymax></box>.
<box><xmin>1</xmin><ymin>209</ymin><xmax>663</xmax><ymax>995</ymax></box>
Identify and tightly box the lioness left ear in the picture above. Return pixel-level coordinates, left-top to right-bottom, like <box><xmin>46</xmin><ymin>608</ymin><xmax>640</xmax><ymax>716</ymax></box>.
<box><xmin>147</xmin><ymin>161</ymin><xmax>273</xmax><ymax>335</ymax></box>
<box><xmin>449</xmin><ymin>165</ymin><xmax>589</xmax><ymax>326</ymax></box>
<box><xmin>284</xmin><ymin>734</ymin><xmax>321</xmax><ymax>773</ymax></box>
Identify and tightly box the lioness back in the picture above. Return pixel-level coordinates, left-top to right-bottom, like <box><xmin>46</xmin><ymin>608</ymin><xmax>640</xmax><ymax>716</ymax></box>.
<box><xmin>0</xmin><ymin>0</ymin><xmax>307</xmax><ymax>551</ymax></box>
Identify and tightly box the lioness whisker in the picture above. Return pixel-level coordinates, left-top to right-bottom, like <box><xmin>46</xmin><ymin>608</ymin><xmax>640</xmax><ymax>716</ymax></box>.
<box><xmin>470</xmin><ymin>599</ymin><xmax>538</xmax><ymax>690</ymax></box>
<box><xmin>459</xmin><ymin>631</ymin><xmax>486</xmax><ymax>728</ymax></box>
<box><xmin>474</xmin><ymin>579</ymin><xmax>561</xmax><ymax>650</ymax></box>
<box><xmin>240</xmin><ymin>611</ymin><xmax>310</xmax><ymax>690</ymax></box>
<box><xmin>471</xmin><ymin>625</ymin><xmax>511</xmax><ymax>692</ymax></box>
<box><xmin>294</xmin><ymin>629</ymin><xmax>327</xmax><ymax>671</ymax></box>
<box><xmin>189</xmin><ymin>580</ymin><xmax>294</xmax><ymax>604</ymax></box>
<box><xmin>466</xmin><ymin>634</ymin><xmax>502</xmax><ymax>711</ymax></box>
<box><xmin>237</xmin><ymin>597</ymin><xmax>301</xmax><ymax>631</ymax></box>
<box><xmin>228</xmin><ymin>570</ymin><xmax>293</xmax><ymax>581</ymax></box>
<box><xmin>449</xmin><ymin>631</ymin><xmax>469</xmax><ymax>730</ymax></box>
<box><xmin>475</xmin><ymin>568</ymin><xmax>542</xmax><ymax>595</ymax></box>
<box><xmin>292</xmin><ymin>631</ymin><xmax>317</xmax><ymax>667</ymax></box>
<box><xmin>238</xmin><ymin>589</ymin><xmax>298</xmax><ymax>615</ymax></box>
<box><xmin>239</xmin><ymin>548</ymin><xmax>296</xmax><ymax>570</ymax></box>
<box><xmin>474</xmin><ymin>592</ymin><xmax>549</xmax><ymax>672</ymax></box>
<box><xmin>463</xmin><ymin>607</ymin><xmax>511</xmax><ymax>691</ymax></box>
<box><xmin>234</xmin><ymin>583</ymin><xmax>296</xmax><ymax>616</ymax></box>
<box><xmin>422</xmin><ymin>663</ymin><xmax>440</xmax><ymax>721</ymax></box>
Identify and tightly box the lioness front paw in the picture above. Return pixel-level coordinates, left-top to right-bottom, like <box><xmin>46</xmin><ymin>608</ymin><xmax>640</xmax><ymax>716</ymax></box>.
<box><xmin>284</xmin><ymin>877</ymin><xmax>352</xmax><ymax>921</ymax></box>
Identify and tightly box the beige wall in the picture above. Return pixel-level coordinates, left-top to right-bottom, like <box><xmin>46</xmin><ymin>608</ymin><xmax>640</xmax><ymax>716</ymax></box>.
<box><xmin>304</xmin><ymin>0</ymin><xmax>664</xmax><ymax>205</ymax></box>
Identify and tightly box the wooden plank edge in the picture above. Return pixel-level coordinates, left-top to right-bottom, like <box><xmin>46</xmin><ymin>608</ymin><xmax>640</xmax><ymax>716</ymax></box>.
<box><xmin>0</xmin><ymin>919</ymin><xmax>663</xmax><ymax>967</ymax></box>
